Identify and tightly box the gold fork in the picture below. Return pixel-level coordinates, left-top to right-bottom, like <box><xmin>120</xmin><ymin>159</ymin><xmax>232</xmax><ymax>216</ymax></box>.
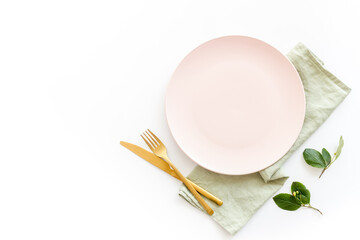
<box><xmin>141</xmin><ymin>129</ymin><xmax>214</xmax><ymax>215</ymax></box>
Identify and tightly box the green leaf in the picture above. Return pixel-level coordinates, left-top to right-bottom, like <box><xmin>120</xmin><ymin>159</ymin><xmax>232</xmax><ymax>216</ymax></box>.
<box><xmin>303</xmin><ymin>148</ymin><xmax>327</xmax><ymax>168</ymax></box>
<box><xmin>322</xmin><ymin>148</ymin><xmax>331</xmax><ymax>166</ymax></box>
<box><xmin>335</xmin><ymin>136</ymin><xmax>344</xmax><ymax>160</ymax></box>
<box><xmin>291</xmin><ymin>181</ymin><xmax>311</xmax><ymax>204</ymax></box>
<box><xmin>273</xmin><ymin>193</ymin><xmax>302</xmax><ymax>211</ymax></box>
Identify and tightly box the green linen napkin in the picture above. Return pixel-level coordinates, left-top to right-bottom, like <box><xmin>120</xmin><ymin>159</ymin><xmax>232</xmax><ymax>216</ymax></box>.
<box><xmin>178</xmin><ymin>43</ymin><xmax>351</xmax><ymax>235</ymax></box>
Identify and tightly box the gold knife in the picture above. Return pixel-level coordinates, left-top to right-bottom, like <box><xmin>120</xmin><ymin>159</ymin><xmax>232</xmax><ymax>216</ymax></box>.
<box><xmin>120</xmin><ymin>141</ymin><xmax>223</xmax><ymax>206</ymax></box>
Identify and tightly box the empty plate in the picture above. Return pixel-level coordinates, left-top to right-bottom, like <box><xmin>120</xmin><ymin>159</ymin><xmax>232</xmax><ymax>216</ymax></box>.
<box><xmin>165</xmin><ymin>36</ymin><xmax>305</xmax><ymax>175</ymax></box>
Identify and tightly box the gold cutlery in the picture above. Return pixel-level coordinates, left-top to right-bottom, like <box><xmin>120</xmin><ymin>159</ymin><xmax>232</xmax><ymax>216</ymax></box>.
<box><xmin>120</xmin><ymin>141</ymin><xmax>223</xmax><ymax>206</ymax></box>
<box><xmin>141</xmin><ymin>129</ymin><xmax>214</xmax><ymax>215</ymax></box>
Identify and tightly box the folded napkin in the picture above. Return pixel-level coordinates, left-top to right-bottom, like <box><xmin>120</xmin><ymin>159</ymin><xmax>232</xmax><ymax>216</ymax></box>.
<box><xmin>178</xmin><ymin>43</ymin><xmax>351</xmax><ymax>235</ymax></box>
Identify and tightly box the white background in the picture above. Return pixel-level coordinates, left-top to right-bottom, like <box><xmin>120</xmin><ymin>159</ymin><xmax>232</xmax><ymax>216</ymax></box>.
<box><xmin>0</xmin><ymin>1</ymin><xmax>359</xmax><ymax>239</ymax></box>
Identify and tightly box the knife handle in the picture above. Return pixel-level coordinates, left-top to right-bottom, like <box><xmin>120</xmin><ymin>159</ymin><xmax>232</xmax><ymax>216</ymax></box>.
<box><xmin>188</xmin><ymin>180</ymin><xmax>223</xmax><ymax>206</ymax></box>
<box><xmin>163</xmin><ymin>156</ymin><xmax>214</xmax><ymax>215</ymax></box>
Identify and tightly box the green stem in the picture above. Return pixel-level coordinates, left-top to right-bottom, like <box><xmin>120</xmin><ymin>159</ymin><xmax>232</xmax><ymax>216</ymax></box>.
<box><xmin>319</xmin><ymin>168</ymin><xmax>326</xmax><ymax>178</ymax></box>
<box><xmin>319</xmin><ymin>155</ymin><xmax>336</xmax><ymax>178</ymax></box>
<box><xmin>305</xmin><ymin>204</ymin><xmax>323</xmax><ymax>215</ymax></box>
<box><xmin>326</xmin><ymin>157</ymin><xmax>337</xmax><ymax>169</ymax></box>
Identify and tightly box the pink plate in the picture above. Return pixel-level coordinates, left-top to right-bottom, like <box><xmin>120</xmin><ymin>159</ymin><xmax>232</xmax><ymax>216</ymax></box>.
<box><xmin>165</xmin><ymin>36</ymin><xmax>305</xmax><ymax>175</ymax></box>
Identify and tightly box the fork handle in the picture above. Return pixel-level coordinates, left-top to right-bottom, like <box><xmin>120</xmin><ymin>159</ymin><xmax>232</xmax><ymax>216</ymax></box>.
<box><xmin>162</xmin><ymin>156</ymin><xmax>214</xmax><ymax>215</ymax></box>
<box><xmin>189</xmin><ymin>181</ymin><xmax>223</xmax><ymax>206</ymax></box>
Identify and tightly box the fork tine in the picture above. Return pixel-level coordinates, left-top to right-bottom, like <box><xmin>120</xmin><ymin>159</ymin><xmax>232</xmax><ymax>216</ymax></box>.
<box><xmin>141</xmin><ymin>134</ymin><xmax>154</xmax><ymax>151</ymax></box>
<box><xmin>145</xmin><ymin>130</ymin><xmax>158</xmax><ymax>146</ymax></box>
<box><xmin>143</xmin><ymin>132</ymin><xmax>157</xmax><ymax>148</ymax></box>
<box><xmin>147</xmin><ymin>129</ymin><xmax>163</xmax><ymax>145</ymax></box>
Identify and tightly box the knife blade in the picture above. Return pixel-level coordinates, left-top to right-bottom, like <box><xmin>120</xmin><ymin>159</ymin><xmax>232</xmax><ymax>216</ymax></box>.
<box><xmin>120</xmin><ymin>141</ymin><xmax>223</xmax><ymax>206</ymax></box>
<box><xmin>120</xmin><ymin>141</ymin><xmax>178</xmax><ymax>179</ymax></box>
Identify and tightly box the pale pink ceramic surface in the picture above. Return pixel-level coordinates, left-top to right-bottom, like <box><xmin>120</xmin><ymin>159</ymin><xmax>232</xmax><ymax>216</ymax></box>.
<box><xmin>165</xmin><ymin>36</ymin><xmax>305</xmax><ymax>175</ymax></box>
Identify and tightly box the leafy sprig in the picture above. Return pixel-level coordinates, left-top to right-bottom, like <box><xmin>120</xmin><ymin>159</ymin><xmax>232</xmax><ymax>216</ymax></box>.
<box><xmin>273</xmin><ymin>182</ymin><xmax>322</xmax><ymax>215</ymax></box>
<box><xmin>303</xmin><ymin>136</ymin><xmax>344</xmax><ymax>178</ymax></box>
